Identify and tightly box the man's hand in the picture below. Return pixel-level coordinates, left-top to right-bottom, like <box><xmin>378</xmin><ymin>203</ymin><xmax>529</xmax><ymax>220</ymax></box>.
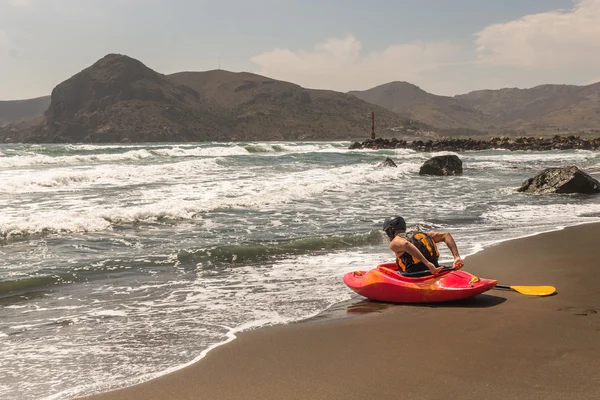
<box><xmin>453</xmin><ymin>257</ymin><xmax>464</xmax><ymax>269</ymax></box>
<box><xmin>427</xmin><ymin>262</ymin><xmax>444</xmax><ymax>275</ymax></box>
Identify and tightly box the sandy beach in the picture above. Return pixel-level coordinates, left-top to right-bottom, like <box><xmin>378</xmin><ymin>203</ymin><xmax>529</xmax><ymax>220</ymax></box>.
<box><xmin>81</xmin><ymin>223</ymin><xmax>600</xmax><ymax>400</ymax></box>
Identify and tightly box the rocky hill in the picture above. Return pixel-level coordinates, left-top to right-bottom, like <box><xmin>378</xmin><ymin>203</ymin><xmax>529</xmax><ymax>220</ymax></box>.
<box><xmin>168</xmin><ymin>70</ymin><xmax>419</xmax><ymax>141</ymax></box>
<box><xmin>0</xmin><ymin>54</ymin><xmax>416</xmax><ymax>143</ymax></box>
<box><xmin>348</xmin><ymin>82</ymin><xmax>489</xmax><ymax>130</ymax></box>
<box><xmin>2</xmin><ymin>54</ymin><xmax>235</xmax><ymax>143</ymax></box>
<box><xmin>0</xmin><ymin>96</ymin><xmax>50</xmax><ymax>127</ymax></box>
<box><xmin>6</xmin><ymin>53</ymin><xmax>600</xmax><ymax>143</ymax></box>
<box><xmin>456</xmin><ymin>83</ymin><xmax>600</xmax><ymax>132</ymax></box>
<box><xmin>350</xmin><ymin>82</ymin><xmax>600</xmax><ymax>134</ymax></box>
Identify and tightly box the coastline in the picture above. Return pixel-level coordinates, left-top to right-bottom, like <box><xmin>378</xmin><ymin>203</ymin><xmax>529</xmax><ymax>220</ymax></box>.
<box><xmin>78</xmin><ymin>222</ymin><xmax>600</xmax><ymax>400</ymax></box>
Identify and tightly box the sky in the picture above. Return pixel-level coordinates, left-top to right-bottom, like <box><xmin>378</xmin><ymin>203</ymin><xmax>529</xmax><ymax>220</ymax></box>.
<box><xmin>1</xmin><ymin>0</ymin><xmax>600</xmax><ymax>100</ymax></box>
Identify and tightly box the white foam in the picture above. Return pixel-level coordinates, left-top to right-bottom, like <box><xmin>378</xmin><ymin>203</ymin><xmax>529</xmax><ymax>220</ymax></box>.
<box><xmin>271</xmin><ymin>142</ymin><xmax>348</xmax><ymax>153</ymax></box>
<box><xmin>0</xmin><ymin>145</ymin><xmax>250</xmax><ymax>170</ymax></box>
<box><xmin>91</xmin><ymin>310</ymin><xmax>127</xmax><ymax>317</ymax></box>
<box><xmin>483</xmin><ymin>203</ymin><xmax>600</xmax><ymax>226</ymax></box>
<box><xmin>64</xmin><ymin>144</ymin><xmax>179</xmax><ymax>151</ymax></box>
<box><xmin>466</xmin><ymin>149</ymin><xmax>595</xmax><ymax>164</ymax></box>
<box><xmin>9</xmin><ymin>324</ymin><xmax>38</xmax><ymax>330</ymax></box>
<box><xmin>0</xmin><ymin>159</ymin><xmax>423</xmax><ymax>237</ymax></box>
<box><xmin>0</xmin><ymin>157</ymin><xmax>223</xmax><ymax>194</ymax></box>
<box><xmin>0</xmin><ymin>211</ymin><xmax>113</xmax><ymax>239</ymax></box>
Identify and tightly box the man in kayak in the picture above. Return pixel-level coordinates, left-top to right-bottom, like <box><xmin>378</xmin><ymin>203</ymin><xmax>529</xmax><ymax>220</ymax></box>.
<box><xmin>383</xmin><ymin>216</ymin><xmax>464</xmax><ymax>275</ymax></box>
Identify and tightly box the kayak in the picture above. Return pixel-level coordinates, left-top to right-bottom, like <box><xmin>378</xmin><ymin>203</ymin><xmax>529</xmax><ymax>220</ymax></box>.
<box><xmin>343</xmin><ymin>262</ymin><xmax>498</xmax><ymax>303</ymax></box>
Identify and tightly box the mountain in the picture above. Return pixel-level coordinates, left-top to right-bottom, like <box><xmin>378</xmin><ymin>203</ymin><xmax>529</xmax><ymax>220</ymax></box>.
<box><xmin>0</xmin><ymin>54</ymin><xmax>417</xmax><ymax>143</ymax></box>
<box><xmin>0</xmin><ymin>96</ymin><xmax>51</xmax><ymax>126</ymax></box>
<box><xmin>350</xmin><ymin>82</ymin><xmax>600</xmax><ymax>134</ymax></box>
<box><xmin>456</xmin><ymin>83</ymin><xmax>600</xmax><ymax>132</ymax></box>
<box><xmin>168</xmin><ymin>70</ymin><xmax>418</xmax><ymax>141</ymax></box>
<box><xmin>7</xmin><ymin>53</ymin><xmax>598</xmax><ymax>142</ymax></box>
<box><xmin>348</xmin><ymin>82</ymin><xmax>489</xmax><ymax>130</ymax></box>
<box><xmin>4</xmin><ymin>54</ymin><xmax>235</xmax><ymax>143</ymax></box>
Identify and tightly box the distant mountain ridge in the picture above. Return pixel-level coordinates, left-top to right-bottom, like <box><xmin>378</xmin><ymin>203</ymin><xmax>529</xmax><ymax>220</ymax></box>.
<box><xmin>0</xmin><ymin>96</ymin><xmax>50</xmax><ymax>126</ymax></box>
<box><xmin>348</xmin><ymin>82</ymin><xmax>490</xmax><ymax>130</ymax></box>
<box><xmin>0</xmin><ymin>54</ymin><xmax>417</xmax><ymax>143</ymax></box>
<box><xmin>456</xmin><ymin>83</ymin><xmax>600</xmax><ymax>131</ymax></box>
<box><xmin>168</xmin><ymin>70</ymin><xmax>418</xmax><ymax>141</ymax></box>
<box><xmin>350</xmin><ymin>81</ymin><xmax>600</xmax><ymax>134</ymax></box>
<box><xmin>3</xmin><ymin>54</ymin><xmax>600</xmax><ymax>142</ymax></box>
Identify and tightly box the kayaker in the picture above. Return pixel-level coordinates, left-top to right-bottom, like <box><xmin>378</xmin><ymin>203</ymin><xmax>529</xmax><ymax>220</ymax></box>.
<box><xmin>382</xmin><ymin>216</ymin><xmax>464</xmax><ymax>275</ymax></box>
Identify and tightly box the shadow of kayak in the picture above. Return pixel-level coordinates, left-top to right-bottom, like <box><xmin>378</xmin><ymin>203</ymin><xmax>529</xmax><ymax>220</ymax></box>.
<box><xmin>345</xmin><ymin>293</ymin><xmax>507</xmax><ymax>314</ymax></box>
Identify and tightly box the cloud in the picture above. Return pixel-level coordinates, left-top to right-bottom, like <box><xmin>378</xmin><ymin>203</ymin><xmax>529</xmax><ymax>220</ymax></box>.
<box><xmin>250</xmin><ymin>35</ymin><xmax>462</xmax><ymax>92</ymax></box>
<box><xmin>2</xmin><ymin>0</ymin><xmax>33</xmax><ymax>8</ymax></box>
<box><xmin>475</xmin><ymin>0</ymin><xmax>600</xmax><ymax>69</ymax></box>
<box><xmin>249</xmin><ymin>1</ymin><xmax>600</xmax><ymax>95</ymax></box>
<box><xmin>0</xmin><ymin>30</ymin><xmax>11</xmax><ymax>53</ymax></box>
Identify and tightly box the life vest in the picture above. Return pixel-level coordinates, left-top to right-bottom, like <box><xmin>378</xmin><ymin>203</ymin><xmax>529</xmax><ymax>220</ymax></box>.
<box><xmin>396</xmin><ymin>231</ymin><xmax>440</xmax><ymax>273</ymax></box>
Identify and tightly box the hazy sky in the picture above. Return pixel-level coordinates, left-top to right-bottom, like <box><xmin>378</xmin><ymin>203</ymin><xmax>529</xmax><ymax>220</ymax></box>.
<box><xmin>1</xmin><ymin>0</ymin><xmax>599</xmax><ymax>100</ymax></box>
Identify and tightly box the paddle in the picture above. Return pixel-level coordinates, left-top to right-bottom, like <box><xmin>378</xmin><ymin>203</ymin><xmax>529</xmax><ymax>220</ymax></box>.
<box><xmin>493</xmin><ymin>284</ymin><xmax>556</xmax><ymax>296</ymax></box>
<box><xmin>440</xmin><ymin>265</ymin><xmax>556</xmax><ymax>296</ymax></box>
<box><xmin>444</xmin><ymin>262</ymin><xmax>556</xmax><ymax>296</ymax></box>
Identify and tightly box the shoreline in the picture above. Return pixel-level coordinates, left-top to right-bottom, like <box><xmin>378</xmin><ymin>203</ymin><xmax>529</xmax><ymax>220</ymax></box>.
<box><xmin>77</xmin><ymin>222</ymin><xmax>600</xmax><ymax>400</ymax></box>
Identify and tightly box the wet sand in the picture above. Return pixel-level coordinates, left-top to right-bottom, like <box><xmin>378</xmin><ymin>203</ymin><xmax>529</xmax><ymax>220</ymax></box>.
<box><xmin>81</xmin><ymin>223</ymin><xmax>600</xmax><ymax>400</ymax></box>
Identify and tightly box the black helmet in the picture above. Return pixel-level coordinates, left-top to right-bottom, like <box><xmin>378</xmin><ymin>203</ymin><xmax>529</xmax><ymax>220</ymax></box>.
<box><xmin>383</xmin><ymin>216</ymin><xmax>406</xmax><ymax>239</ymax></box>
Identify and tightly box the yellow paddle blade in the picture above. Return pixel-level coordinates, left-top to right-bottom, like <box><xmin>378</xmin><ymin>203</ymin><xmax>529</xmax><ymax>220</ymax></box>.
<box><xmin>509</xmin><ymin>285</ymin><xmax>556</xmax><ymax>296</ymax></box>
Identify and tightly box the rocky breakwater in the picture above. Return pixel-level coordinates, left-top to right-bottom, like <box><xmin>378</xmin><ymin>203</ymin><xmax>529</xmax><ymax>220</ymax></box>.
<box><xmin>349</xmin><ymin>135</ymin><xmax>600</xmax><ymax>151</ymax></box>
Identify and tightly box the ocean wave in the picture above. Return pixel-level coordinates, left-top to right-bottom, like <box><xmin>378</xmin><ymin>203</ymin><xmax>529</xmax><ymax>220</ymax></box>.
<box><xmin>237</xmin><ymin>142</ymin><xmax>352</xmax><ymax>155</ymax></box>
<box><xmin>0</xmin><ymin>142</ymin><xmax>389</xmax><ymax>171</ymax></box>
<box><xmin>482</xmin><ymin>202</ymin><xmax>600</xmax><ymax>227</ymax></box>
<box><xmin>0</xmin><ymin>157</ymin><xmax>222</xmax><ymax>193</ymax></box>
<box><xmin>0</xmin><ymin>146</ymin><xmax>248</xmax><ymax>169</ymax></box>
<box><xmin>178</xmin><ymin>230</ymin><xmax>386</xmax><ymax>264</ymax></box>
<box><xmin>465</xmin><ymin>149</ymin><xmax>596</xmax><ymax>164</ymax></box>
<box><xmin>0</xmin><ymin>212</ymin><xmax>113</xmax><ymax>239</ymax></box>
<box><xmin>0</xmin><ymin>258</ymin><xmax>169</xmax><ymax>299</ymax></box>
<box><xmin>0</xmin><ymin>203</ymin><xmax>204</xmax><ymax>239</ymax></box>
<box><xmin>0</xmin><ymin>274</ymin><xmax>78</xmax><ymax>297</ymax></box>
<box><xmin>0</xmin><ymin>161</ymin><xmax>422</xmax><ymax>239</ymax></box>
<box><xmin>463</xmin><ymin>161</ymin><xmax>538</xmax><ymax>171</ymax></box>
<box><xmin>244</xmin><ymin>145</ymin><xmax>272</xmax><ymax>153</ymax></box>
<box><xmin>0</xmin><ymin>142</ymin><xmax>343</xmax><ymax>171</ymax></box>
<box><xmin>0</xmin><ymin>149</ymin><xmax>157</xmax><ymax>168</ymax></box>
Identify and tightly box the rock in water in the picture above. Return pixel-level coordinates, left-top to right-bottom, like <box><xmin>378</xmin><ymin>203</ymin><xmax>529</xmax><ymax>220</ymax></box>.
<box><xmin>378</xmin><ymin>157</ymin><xmax>397</xmax><ymax>168</ymax></box>
<box><xmin>419</xmin><ymin>155</ymin><xmax>463</xmax><ymax>176</ymax></box>
<box><xmin>517</xmin><ymin>166</ymin><xmax>600</xmax><ymax>194</ymax></box>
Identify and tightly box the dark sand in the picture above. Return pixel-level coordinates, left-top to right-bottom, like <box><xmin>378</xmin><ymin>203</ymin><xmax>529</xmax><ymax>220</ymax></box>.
<box><xmin>81</xmin><ymin>224</ymin><xmax>600</xmax><ymax>400</ymax></box>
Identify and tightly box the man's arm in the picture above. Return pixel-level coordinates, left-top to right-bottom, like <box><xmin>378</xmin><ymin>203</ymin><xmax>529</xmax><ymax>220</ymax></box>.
<box><xmin>390</xmin><ymin>238</ymin><xmax>444</xmax><ymax>274</ymax></box>
<box><xmin>426</xmin><ymin>231</ymin><xmax>464</xmax><ymax>269</ymax></box>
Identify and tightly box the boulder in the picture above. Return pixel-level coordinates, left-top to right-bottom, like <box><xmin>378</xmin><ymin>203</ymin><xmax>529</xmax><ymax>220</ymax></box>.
<box><xmin>517</xmin><ymin>166</ymin><xmax>600</xmax><ymax>194</ymax></box>
<box><xmin>378</xmin><ymin>157</ymin><xmax>397</xmax><ymax>168</ymax></box>
<box><xmin>419</xmin><ymin>155</ymin><xmax>463</xmax><ymax>176</ymax></box>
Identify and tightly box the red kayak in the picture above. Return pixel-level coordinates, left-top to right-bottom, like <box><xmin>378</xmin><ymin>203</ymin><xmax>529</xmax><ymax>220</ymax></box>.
<box><xmin>343</xmin><ymin>262</ymin><xmax>498</xmax><ymax>303</ymax></box>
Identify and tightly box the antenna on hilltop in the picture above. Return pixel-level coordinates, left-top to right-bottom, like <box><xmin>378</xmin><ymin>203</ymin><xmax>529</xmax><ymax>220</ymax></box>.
<box><xmin>218</xmin><ymin>56</ymin><xmax>221</xmax><ymax>70</ymax></box>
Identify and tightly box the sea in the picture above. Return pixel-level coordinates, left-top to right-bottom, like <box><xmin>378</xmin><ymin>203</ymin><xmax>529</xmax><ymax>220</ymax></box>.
<box><xmin>1</xmin><ymin>141</ymin><xmax>600</xmax><ymax>400</ymax></box>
